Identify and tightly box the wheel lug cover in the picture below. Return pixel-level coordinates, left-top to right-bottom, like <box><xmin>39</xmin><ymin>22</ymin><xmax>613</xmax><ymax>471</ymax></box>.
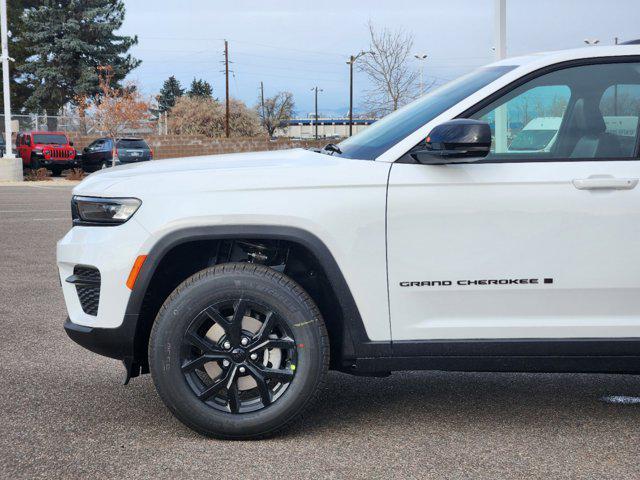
<box><xmin>223</xmin><ymin>341</ymin><xmax>231</xmax><ymax>350</ymax></box>
<box><xmin>241</xmin><ymin>337</ymin><xmax>249</xmax><ymax>346</ymax></box>
<box><xmin>250</xmin><ymin>353</ymin><xmax>258</xmax><ymax>360</ymax></box>
<box><xmin>222</xmin><ymin>360</ymin><xmax>230</xmax><ymax>367</ymax></box>
<box><xmin>239</xmin><ymin>366</ymin><xmax>246</xmax><ymax>373</ymax></box>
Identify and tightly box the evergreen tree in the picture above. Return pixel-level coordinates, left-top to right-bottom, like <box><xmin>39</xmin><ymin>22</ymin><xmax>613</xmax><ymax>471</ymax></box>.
<box><xmin>0</xmin><ymin>1</ymin><xmax>44</xmax><ymax>112</ymax></box>
<box><xmin>157</xmin><ymin>76</ymin><xmax>184</xmax><ymax>112</ymax></box>
<box><xmin>188</xmin><ymin>78</ymin><xmax>213</xmax><ymax>99</ymax></box>
<box><xmin>17</xmin><ymin>0</ymin><xmax>140</xmax><ymax>119</ymax></box>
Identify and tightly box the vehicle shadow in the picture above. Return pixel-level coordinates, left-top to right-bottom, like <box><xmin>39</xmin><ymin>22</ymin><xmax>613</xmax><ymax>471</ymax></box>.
<box><xmin>281</xmin><ymin>369</ymin><xmax>640</xmax><ymax>437</ymax></box>
<box><xmin>50</xmin><ymin>365</ymin><xmax>640</xmax><ymax>440</ymax></box>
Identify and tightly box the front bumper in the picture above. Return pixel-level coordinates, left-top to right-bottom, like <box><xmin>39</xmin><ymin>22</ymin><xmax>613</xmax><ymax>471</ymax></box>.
<box><xmin>42</xmin><ymin>159</ymin><xmax>78</xmax><ymax>168</ymax></box>
<box><xmin>57</xmin><ymin>218</ymin><xmax>149</xmax><ymax>329</ymax></box>
<box><xmin>64</xmin><ymin>315</ymin><xmax>148</xmax><ymax>380</ymax></box>
<box><xmin>64</xmin><ymin>315</ymin><xmax>137</xmax><ymax>360</ymax></box>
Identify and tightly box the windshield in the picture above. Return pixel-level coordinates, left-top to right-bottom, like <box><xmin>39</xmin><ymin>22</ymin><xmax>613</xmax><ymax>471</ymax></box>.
<box><xmin>509</xmin><ymin>130</ymin><xmax>557</xmax><ymax>151</ymax></box>
<box><xmin>117</xmin><ymin>139</ymin><xmax>148</xmax><ymax>149</ymax></box>
<box><xmin>33</xmin><ymin>134</ymin><xmax>68</xmax><ymax>145</ymax></box>
<box><xmin>337</xmin><ymin>66</ymin><xmax>516</xmax><ymax>160</ymax></box>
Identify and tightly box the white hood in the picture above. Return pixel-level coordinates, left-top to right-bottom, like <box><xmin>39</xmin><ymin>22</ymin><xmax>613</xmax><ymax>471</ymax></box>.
<box><xmin>73</xmin><ymin>148</ymin><xmax>365</xmax><ymax>197</ymax></box>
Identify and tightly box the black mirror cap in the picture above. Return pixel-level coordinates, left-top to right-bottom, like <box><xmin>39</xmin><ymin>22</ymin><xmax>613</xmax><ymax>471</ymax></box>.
<box><xmin>412</xmin><ymin>119</ymin><xmax>492</xmax><ymax>165</ymax></box>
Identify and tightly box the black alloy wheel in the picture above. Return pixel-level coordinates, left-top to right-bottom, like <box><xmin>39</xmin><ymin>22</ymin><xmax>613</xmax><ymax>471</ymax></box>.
<box><xmin>181</xmin><ymin>299</ymin><xmax>298</xmax><ymax>413</ymax></box>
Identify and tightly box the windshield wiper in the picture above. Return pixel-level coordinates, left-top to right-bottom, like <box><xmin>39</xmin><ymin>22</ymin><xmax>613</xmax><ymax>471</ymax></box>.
<box><xmin>321</xmin><ymin>143</ymin><xmax>342</xmax><ymax>155</ymax></box>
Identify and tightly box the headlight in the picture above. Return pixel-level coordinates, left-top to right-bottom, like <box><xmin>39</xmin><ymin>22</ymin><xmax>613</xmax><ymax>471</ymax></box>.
<box><xmin>72</xmin><ymin>196</ymin><xmax>141</xmax><ymax>226</ymax></box>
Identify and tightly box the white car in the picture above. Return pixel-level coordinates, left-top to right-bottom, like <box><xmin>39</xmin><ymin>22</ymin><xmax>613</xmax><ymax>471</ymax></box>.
<box><xmin>58</xmin><ymin>44</ymin><xmax>640</xmax><ymax>439</ymax></box>
<box><xmin>508</xmin><ymin>116</ymin><xmax>562</xmax><ymax>152</ymax></box>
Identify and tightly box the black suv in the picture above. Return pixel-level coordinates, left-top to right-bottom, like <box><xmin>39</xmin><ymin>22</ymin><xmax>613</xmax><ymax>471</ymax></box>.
<box><xmin>81</xmin><ymin>137</ymin><xmax>153</xmax><ymax>171</ymax></box>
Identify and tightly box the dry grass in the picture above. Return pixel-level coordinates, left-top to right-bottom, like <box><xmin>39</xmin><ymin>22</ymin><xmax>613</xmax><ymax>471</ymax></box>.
<box><xmin>24</xmin><ymin>168</ymin><xmax>53</xmax><ymax>181</ymax></box>
<box><xmin>64</xmin><ymin>168</ymin><xmax>87</xmax><ymax>181</ymax></box>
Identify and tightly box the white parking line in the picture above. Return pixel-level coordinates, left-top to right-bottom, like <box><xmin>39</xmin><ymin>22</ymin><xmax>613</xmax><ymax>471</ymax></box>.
<box><xmin>601</xmin><ymin>395</ymin><xmax>640</xmax><ymax>405</ymax></box>
<box><xmin>0</xmin><ymin>217</ymin><xmax>68</xmax><ymax>222</ymax></box>
<box><xmin>0</xmin><ymin>209</ymin><xmax>68</xmax><ymax>213</ymax></box>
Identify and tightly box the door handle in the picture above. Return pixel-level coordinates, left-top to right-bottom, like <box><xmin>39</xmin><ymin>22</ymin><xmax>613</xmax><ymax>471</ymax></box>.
<box><xmin>572</xmin><ymin>176</ymin><xmax>638</xmax><ymax>190</ymax></box>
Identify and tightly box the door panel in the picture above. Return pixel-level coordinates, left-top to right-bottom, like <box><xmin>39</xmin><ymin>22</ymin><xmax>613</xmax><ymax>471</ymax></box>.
<box><xmin>387</xmin><ymin>160</ymin><xmax>640</xmax><ymax>340</ymax></box>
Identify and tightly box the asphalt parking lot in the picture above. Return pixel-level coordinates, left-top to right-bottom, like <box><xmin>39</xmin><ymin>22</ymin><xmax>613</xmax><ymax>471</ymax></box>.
<box><xmin>1</xmin><ymin>183</ymin><xmax>640</xmax><ymax>479</ymax></box>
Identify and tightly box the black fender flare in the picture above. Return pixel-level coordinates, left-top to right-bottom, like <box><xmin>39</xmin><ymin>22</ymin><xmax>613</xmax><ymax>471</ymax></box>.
<box><xmin>125</xmin><ymin>225</ymin><xmax>389</xmax><ymax>365</ymax></box>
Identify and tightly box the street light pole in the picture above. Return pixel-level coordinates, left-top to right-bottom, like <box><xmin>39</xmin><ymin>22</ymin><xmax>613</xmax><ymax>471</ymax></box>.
<box><xmin>414</xmin><ymin>53</ymin><xmax>428</xmax><ymax>95</ymax></box>
<box><xmin>493</xmin><ymin>0</ymin><xmax>507</xmax><ymax>154</ymax></box>
<box><xmin>346</xmin><ymin>51</ymin><xmax>372</xmax><ymax>137</ymax></box>
<box><xmin>614</xmin><ymin>37</ymin><xmax>619</xmax><ymax>115</ymax></box>
<box><xmin>0</xmin><ymin>0</ymin><xmax>20</xmax><ymax>181</ymax></box>
<box><xmin>348</xmin><ymin>57</ymin><xmax>353</xmax><ymax>136</ymax></box>
<box><xmin>311</xmin><ymin>86</ymin><xmax>322</xmax><ymax>140</ymax></box>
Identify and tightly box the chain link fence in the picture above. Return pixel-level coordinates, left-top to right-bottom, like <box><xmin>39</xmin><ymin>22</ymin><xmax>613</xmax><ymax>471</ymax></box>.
<box><xmin>0</xmin><ymin>114</ymin><xmax>162</xmax><ymax>136</ymax></box>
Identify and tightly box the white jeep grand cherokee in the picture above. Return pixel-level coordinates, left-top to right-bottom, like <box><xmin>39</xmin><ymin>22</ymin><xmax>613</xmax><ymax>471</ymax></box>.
<box><xmin>58</xmin><ymin>44</ymin><xmax>640</xmax><ymax>439</ymax></box>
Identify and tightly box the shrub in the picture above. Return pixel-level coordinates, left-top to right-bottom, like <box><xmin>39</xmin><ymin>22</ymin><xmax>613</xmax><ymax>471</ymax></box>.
<box><xmin>64</xmin><ymin>168</ymin><xmax>87</xmax><ymax>181</ymax></box>
<box><xmin>168</xmin><ymin>96</ymin><xmax>260</xmax><ymax>137</ymax></box>
<box><xmin>24</xmin><ymin>168</ymin><xmax>52</xmax><ymax>181</ymax></box>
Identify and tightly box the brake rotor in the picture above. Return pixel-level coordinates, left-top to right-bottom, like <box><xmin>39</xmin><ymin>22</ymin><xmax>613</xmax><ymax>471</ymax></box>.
<box><xmin>203</xmin><ymin>315</ymin><xmax>282</xmax><ymax>391</ymax></box>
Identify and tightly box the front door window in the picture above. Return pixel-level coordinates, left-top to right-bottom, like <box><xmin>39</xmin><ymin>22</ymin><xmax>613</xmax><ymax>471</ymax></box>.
<box><xmin>469</xmin><ymin>61</ymin><xmax>640</xmax><ymax>162</ymax></box>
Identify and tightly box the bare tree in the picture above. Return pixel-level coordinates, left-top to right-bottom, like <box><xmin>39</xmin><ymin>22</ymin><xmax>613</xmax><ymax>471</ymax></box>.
<box><xmin>83</xmin><ymin>66</ymin><xmax>152</xmax><ymax>166</ymax></box>
<box><xmin>358</xmin><ymin>22</ymin><xmax>419</xmax><ymax>116</ymax></box>
<box><xmin>516</xmin><ymin>95</ymin><xmax>532</xmax><ymax>126</ymax></box>
<box><xmin>257</xmin><ymin>91</ymin><xmax>295</xmax><ymax>137</ymax></box>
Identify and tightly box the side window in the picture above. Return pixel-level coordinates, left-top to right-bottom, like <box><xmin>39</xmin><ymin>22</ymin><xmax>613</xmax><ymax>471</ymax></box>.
<box><xmin>24</xmin><ymin>135</ymin><xmax>31</xmax><ymax>146</ymax></box>
<box><xmin>470</xmin><ymin>61</ymin><xmax>640</xmax><ymax>161</ymax></box>
<box><xmin>599</xmin><ymin>84</ymin><xmax>640</xmax><ymax>157</ymax></box>
<box><xmin>88</xmin><ymin>140</ymin><xmax>104</xmax><ymax>150</ymax></box>
<box><xmin>477</xmin><ymin>85</ymin><xmax>570</xmax><ymax>155</ymax></box>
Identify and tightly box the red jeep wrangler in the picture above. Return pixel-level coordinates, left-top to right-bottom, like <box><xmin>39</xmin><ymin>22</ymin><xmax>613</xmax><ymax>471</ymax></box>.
<box><xmin>17</xmin><ymin>131</ymin><xmax>77</xmax><ymax>176</ymax></box>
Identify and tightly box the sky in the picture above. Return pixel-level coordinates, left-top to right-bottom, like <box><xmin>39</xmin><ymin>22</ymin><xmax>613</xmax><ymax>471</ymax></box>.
<box><xmin>120</xmin><ymin>0</ymin><xmax>640</xmax><ymax>117</ymax></box>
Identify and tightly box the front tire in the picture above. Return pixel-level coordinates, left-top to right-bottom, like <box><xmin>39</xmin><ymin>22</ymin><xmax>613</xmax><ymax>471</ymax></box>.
<box><xmin>149</xmin><ymin>263</ymin><xmax>329</xmax><ymax>439</ymax></box>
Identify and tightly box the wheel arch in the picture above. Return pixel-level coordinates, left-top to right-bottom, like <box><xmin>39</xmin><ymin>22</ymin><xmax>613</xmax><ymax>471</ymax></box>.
<box><xmin>126</xmin><ymin>225</ymin><xmax>386</xmax><ymax>374</ymax></box>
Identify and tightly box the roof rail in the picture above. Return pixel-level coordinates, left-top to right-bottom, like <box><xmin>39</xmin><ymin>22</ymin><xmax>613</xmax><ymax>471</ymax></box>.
<box><xmin>620</xmin><ymin>39</ymin><xmax>640</xmax><ymax>45</ymax></box>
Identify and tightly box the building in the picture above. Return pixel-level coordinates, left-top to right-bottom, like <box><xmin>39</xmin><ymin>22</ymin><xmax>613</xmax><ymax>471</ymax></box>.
<box><xmin>274</xmin><ymin>118</ymin><xmax>375</xmax><ymax>139</ymax></box>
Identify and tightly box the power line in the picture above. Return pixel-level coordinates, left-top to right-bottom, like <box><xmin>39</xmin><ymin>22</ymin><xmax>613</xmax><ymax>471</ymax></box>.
<box><xmin>140</xmin><ymin>35</ymin><xmax>349</xmax><ymax>58</ymax></box>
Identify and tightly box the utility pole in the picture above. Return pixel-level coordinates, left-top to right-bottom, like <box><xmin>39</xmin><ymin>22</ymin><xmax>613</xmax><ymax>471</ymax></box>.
<box><xmin>224</xmin><ymin>39</ymin><xmax>230</xmax><ymax>138</ymax></box>
<box><xmin>0</xmin><ymin>0</ymin><xmax>21</xmax><ymax>181</ymax></box>
<box><xmin>346</xmin><ymin>51</ymin><xmax>372</xmax><ymax>137</ymax></box>
<box><xmin>311</xmin><ymin>86</ymin><xmax>322</xmax><ymax>140</ymax></box>
<box><xmin>348</xmin><ymin>58</ymin><xmax>354</xmax><ymax>136</ymax></box>
<box><xmin>493</xmin><ymin>0</ymin><xmax>507</xmax><ymax>154</ymax></box>
<box><xmin>260</xmin><ymin>81</ymin><xmax>266</xmax><ymax>132</ymax></box>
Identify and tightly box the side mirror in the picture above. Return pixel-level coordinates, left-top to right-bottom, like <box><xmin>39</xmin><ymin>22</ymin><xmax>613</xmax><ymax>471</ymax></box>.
<box><xmin>411</xmin><ymin>119</ymin><xmax>491</xmax><ymax>165</ymax></box>
<box><xmin>69</xmin><ymin>141</ymin><xmax>74</xmax><ymax>146</ymax></box>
